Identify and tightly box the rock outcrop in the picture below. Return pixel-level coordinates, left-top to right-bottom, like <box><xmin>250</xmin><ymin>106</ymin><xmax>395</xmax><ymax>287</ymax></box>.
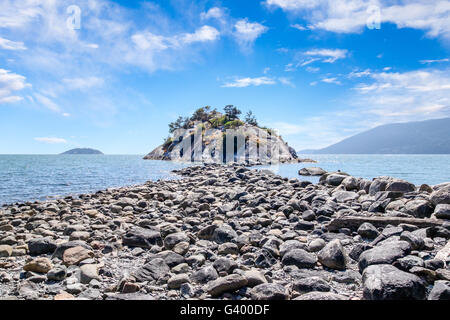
<box><xmin>144</xmin><ymin>123</ymin><xmax>299</xmax><ymax>164</ymax></box>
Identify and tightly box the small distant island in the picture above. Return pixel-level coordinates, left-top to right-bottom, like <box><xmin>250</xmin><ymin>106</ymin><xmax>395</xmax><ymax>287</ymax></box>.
<box><xmin>60</xmin><ymin>148</ymin><xmax>104</xmax><ymax>155</ymax></box>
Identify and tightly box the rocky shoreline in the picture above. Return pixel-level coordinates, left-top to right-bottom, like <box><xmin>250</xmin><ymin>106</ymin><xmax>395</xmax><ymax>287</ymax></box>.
<box><xmin>0</xmin><ymin>164</ymin><xmax>449</xmax><ymax>300</ymax></box>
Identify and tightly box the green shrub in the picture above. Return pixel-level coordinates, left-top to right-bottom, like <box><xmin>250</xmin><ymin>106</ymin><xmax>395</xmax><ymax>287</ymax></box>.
<box><xmin>224</xmin><ymin>120</ymin><xmax>244</xmax><ymax>129</ymax></box>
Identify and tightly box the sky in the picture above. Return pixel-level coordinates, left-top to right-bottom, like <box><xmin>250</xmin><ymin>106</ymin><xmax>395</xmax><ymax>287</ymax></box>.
<box><xmin>0</xmin><ymin>0</ymin><xmax>449</xmax><ymax>154</ymax></box>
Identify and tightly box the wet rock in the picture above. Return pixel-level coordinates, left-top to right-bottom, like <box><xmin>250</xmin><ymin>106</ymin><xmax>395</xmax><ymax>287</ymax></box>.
<box><xmin>299</xmin><ymin>167</ymin><xmax>326</xmax><ymax>176</ymax></box>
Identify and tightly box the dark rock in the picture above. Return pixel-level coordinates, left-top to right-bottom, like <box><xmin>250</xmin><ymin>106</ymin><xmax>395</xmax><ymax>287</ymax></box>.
<box><xmin>27</xmin><ymin>238</ymin><xmax>57</xmax><ymax>255</ymax></box>
<box><xmin>281</xmin><ymin>249</ymin><xmax>317</xmax><ymax>268</ymax></box>
<box><xmin>362</xmin><ymin>264</ymin><xmax>427</xmax><ymax>300</ymax></box>
<box><xmin>358</xmin><ymin>240</ymin><xmax>411</xmax><ymax>272</ymax></box>
<box><xmin>213</xmin><ymin>224</ymin><xmax>238</xmax><ymax>244</ymax></box>
<box><xmin>293</xmin><ymin>277</ymin><xmax>331</xmax><ymax>293</ymax></box>
<box><xmin>357</xmin><ymin>223</ymin><xmax>379</xmax><ymax>239</ymax></box>
<box><xmin>250</xmin><ymin>283</ymin><xmax>289</xmax><ymax>300</ymax></box>
<box><xmin>317</xmin><ymin>239</ymin><xmax>348</xmax><ymax>270</ymax></box>
<box><xmin>123</xmin><ymin>227</ymin><xmax>162</xmax><ymax>249</ymax></box>
<box><xmin>207</xmin><ymin>274</ymin><xmax>248</xmax><ymax>297</ymax></box>
<box><xmin>428</xmin><ymin>280</ymin><xmax>450</xmax><ymax>300</ymax></box>
<box><xmin>190</xmin><ymin>266</ymin><xmax>219</xmax><ymax>284</ymax></box>
<box><xmin>134</xmin><ymin>258</ymin><xmax>170</xmax><ymax>282</ymax></box>
<box><xmin>434</xmin><ymin>204</ymin><xmax>450</xmax><ymax>219</ymax></box>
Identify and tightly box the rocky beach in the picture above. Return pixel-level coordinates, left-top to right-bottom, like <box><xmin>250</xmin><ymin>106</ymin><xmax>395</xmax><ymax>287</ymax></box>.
<box><xmin>0</xmin><ymin>163</ymin><xmax>449</xmax><ymax>300</ymax></box>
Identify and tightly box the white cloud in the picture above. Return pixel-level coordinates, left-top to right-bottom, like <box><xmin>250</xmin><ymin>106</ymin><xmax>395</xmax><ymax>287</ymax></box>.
<box><xmin>0</xmin><ymin>37</ymin><xmax>26</xmax><ymax>50</ymax></box>
<box><xmin>234</xmin><ymin>19</ymin><xmax>268</xmax><ymax>51</ymax></box>
<box><xmin>34</xmin><ymin>93</ymin><xmax>61</xmax><ymax>113</ymax></box>
<box><xmin>278</xmin><ymin>77</ymin><xmax>295</xmax><ymax>87</ymax></box>
<box><xmin>0</xmin><ymin>69</ymin><xmax>30</xmax><ymax>104</ymax></box>
<box><xmin>183</xmin><ymin>25</ymin><xmax>220</xmax><ymax>44</ymax></box>
<box><xmin>321</xmin><ymin>77</ymin><xmax>341</xmax><ymax>85</ymax></box>
<box><xmin>34</xmin><ymin>137</ymin><xmax>67</xmax><ymax>144</ymax></box>
<box><xmin>304</xmin><ymin>48</ymin><xmax>348</xmax><ymax>63</ymax></box>
<box><xmin>348</xmin><ymin>69</ymin><xmax>372</xmax><ymax>78</ymax></box>
<box><xmin>291</xmin><ymin>24</ymin><xmax>309</xmax><ymax>31</ymax></box>
<box><xmin>63</xmin><ymin>77</ymin><xmax>104</xmax><ymax>90</ymax></box>
<box><xmin>420</xmin><ymin>58</ymin><xmax>449</xmax><ymax>64</ymax></box>
<box><xmin>353</xmin><ymin>68</ymin><xmax>450</xmax><ymax>122</ymax></box>
<box><xmin>222</xmin><ymin>76</ymin><xmax>277</xmax><ymax>88</ymax></box>
<box><xmin>201</xmin><ymin>7</ymin><xmax>225</xmax><ymax>20</ymax></box>
<box><xmin>265</xmin><ymin>0</ymin><xmax>450</xmax><ymax>40</ymax></box>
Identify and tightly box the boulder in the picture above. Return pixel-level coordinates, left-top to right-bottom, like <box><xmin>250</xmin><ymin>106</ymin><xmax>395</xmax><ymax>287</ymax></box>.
<box><xmin>122</xmin><ymin>227</ymin><xmax>162</xmax><ymax>248</ymax></box>
<box><xmin>207</xmin><ymin>274</ymin><xmax>248</xmax><ymax>297</ymax></box>
<box><xmin>317</xmin><ymin>239</ymin><xmax>348</xmax><ymax>270</ymax></box>
<box><xmin>0</xmin><ymin>245</ymin><xmax>13</xmax><ymax>257</ymax></box>
<box><xmin>23</xmin><ymin>257</ymin><xmax>53</xmax><ymax>273</ymax></box>
<box><xmin>298</xmin><ymin>167</ymin><xmax>326</xmax><ymax>176</ymax></box>
<box><xmin>358</xmin><ymin>240</ymin><xmax>411</xmax><ymax>272</ymax></box>
<box><xmin>27</xmin><ymin>238</ymin><xmax>57</xmax><ymax>255</ymax></box>
<box><xmin>62</xmin><ymin>246</ymin><xmax>94</xmax><ymax>266</ymax></box>
<box><xmin>434</xmin><ymin>204</ymin><xmax>450</xmax><ymax>219</ymax></box>
<box><xmin>133</xmin><ymin>258</ymin><xmax>170</xmax><ymax>282</ymax></box>
<box><xmin>281</xmin><ymin>249</ymin><xmax>317</xmax><ymax>268</ymax></box>
<box><xmin>362</xmin><ymin>264</ymin><xmax>427</xmax><ymax>300</ymax></box>
<box><xmin>428</xmin><ymin>280</ymin><xmax>450</xmax><ymax>300</ymax></box>
<box><xmin>404</xmin><ymin>200</ymin><xmax>434</xmax><ymax>218</ymax></box>
<box><xmin>430</xmin><ymin>185</ymin><xmax>450</xmax><ymax>205</ymax></box>
<box><xmin>250</xmin><ymin>283</ymin><xmax>289</xmax><ymax>300</ymax></box>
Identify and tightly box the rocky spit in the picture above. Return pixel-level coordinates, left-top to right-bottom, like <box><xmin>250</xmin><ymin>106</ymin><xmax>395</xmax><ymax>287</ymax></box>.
<box><xmin>0</xmin><ymin>164</ymin><xmax>449</xmax><ymax>301</ymax></box>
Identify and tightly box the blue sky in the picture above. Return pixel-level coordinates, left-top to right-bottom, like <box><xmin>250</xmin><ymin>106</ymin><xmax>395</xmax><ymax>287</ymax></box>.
<box><xmin>0</xmin><ymin>0</ymin><xmax>449</xmax><ymax>154</ymax></box>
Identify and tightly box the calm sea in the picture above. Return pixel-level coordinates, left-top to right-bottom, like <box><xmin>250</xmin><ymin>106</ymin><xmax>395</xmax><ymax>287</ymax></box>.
<box><xmin>0</xmin><ymin>154</ymin><xmax>449</xmax><ymax>205</ymax></box>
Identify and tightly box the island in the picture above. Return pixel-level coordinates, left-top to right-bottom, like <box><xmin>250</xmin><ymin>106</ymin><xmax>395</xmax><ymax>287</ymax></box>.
<box><xmin>144</xmin><ymin>105</ymin><xmax>299</xmax><ymax>164</ymax></box>
<box><xmin>60</xmin><ymin>148</ymin><xmax>104</xmax><ymax>155</ymax></box>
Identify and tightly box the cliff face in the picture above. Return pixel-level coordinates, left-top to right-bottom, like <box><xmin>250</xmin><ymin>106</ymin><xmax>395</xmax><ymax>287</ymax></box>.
<box><xmin>144</xmin><ymin>123</ymin><xmax>299</xmax><ymax>164</ymax></box>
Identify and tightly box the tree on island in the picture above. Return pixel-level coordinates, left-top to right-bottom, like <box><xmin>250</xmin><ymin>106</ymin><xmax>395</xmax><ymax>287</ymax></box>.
<box><xmin>245</xmin><ymin>111</ymin><xmax>258</xmax><ymax>126</ymax></box>
<box><xmin>168</xmin><ymin>116</ymin><xmax>190</xmax><ymax>133</ymax></box>
<box><xmin>224</xmin><ymin>105</ymin><xmax>242</xmax><ymax>121</ymax></box>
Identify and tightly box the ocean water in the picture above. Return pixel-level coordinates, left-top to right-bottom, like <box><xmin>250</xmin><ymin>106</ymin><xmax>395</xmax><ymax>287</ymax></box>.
<box><xmin>260</xmin><ymin>154</ymin><xmax>450</xmax><ymax>186</ymax></box>
<box><xmin>0</xmin><ymin>155</ymin><xmax>190</xmax><ymax>205</ymax></box>
<box><xmin>0</xmin><ymin>154</ymin><xmax>449</xmax><ymax>205</ymax></box>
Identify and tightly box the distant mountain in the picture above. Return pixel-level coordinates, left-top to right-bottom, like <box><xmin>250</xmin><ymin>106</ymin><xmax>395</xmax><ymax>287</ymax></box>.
<box><xmin>298</xmin><ymin>118</ymin><xmax>450</xmax><ymax>154</ymax></box>
<box><xmin>61</xmin><ymin>148</ymin><xmax>104</xmax><ymax>155</ymax></box>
